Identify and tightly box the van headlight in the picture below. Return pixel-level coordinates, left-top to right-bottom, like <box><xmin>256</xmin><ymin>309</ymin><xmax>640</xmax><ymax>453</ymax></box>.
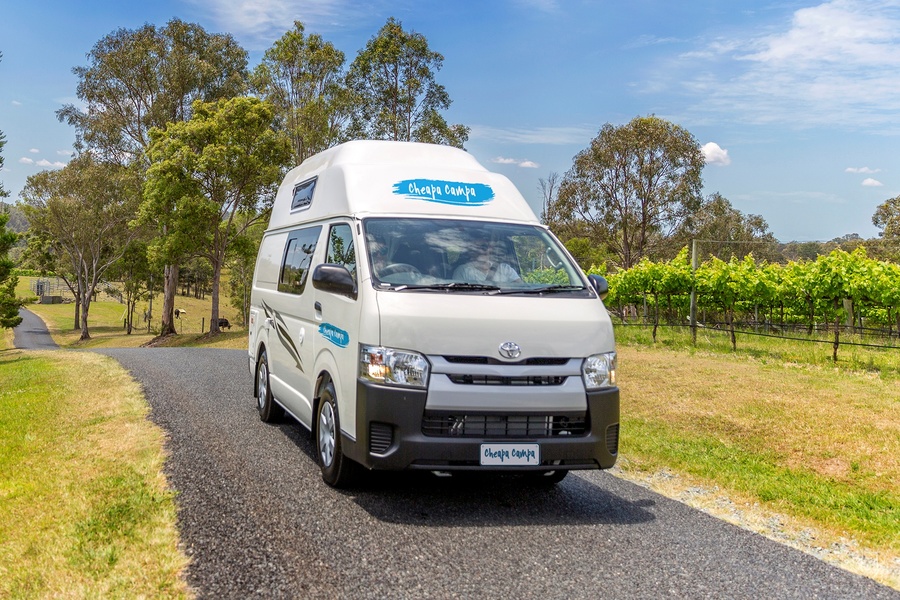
<box><xmin>582</xmin><ymin>352</ymin><xmax>616</xmax><ymax>389</ymax></box>
<box><xmin>360</xmin><ymin>345</ymin><xmax>430</xmax><ymax>388</ymax></box>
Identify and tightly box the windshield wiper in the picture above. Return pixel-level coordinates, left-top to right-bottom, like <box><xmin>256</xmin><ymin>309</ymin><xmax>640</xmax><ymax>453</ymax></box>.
<box><xmin>495</xmin><ymin>285</ymin><xmax>587</xmax><ymax>295</ymax></box>
<box><xmin>389</xmin><ymin>282</ymin><xmax>501</xmax><ymax>292</ymax></box>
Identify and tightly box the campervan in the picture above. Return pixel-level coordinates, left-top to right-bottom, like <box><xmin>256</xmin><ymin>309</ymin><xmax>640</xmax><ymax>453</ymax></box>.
<box><xmin>248</xmin><ymin>140</ymin><xmax>618</xmax><ymax>487</ymax></box>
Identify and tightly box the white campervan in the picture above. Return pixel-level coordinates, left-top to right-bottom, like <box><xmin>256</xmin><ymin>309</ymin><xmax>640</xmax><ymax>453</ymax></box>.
<box><xmin>248</xmin><ymin>140</ymin><xmax>618</xmax><ymax>487</ymax></box>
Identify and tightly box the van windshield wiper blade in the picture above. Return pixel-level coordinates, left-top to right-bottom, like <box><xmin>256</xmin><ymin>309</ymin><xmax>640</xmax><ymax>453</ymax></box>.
<box><xmin>496</xmin><ymin>285</ymin><xmax>587</xmax><ymax>295</ymax></box>
<box><xmin>392</xmin><ymin>282</ymin><xmax>501</xmax><ymax>292</ymax></box>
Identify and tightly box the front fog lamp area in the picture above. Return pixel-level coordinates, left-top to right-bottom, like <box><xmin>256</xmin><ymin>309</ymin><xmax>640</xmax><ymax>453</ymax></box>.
<box><xmin>360</xmin><ymin>345</ymin><xmax>429</xmax><ymax>388</ymax></box>
<box><xmin>582</xmin><ymin>352</ymin><xmax>617</xmax><ymax>389</ymax></box>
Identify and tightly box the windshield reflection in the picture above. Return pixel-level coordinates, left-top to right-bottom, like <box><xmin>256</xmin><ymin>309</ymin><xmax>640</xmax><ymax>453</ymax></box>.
<box><xmin>363</xmin><ymin>218</ymin><xmax>590</xmax><ymax>296</ymax></box>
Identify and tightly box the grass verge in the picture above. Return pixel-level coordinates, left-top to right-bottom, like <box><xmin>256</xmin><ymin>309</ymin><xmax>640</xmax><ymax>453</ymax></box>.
<box><xmin>616</xmin><ymin>342</ymin><xmax>899</xmax><ymax>588</ymax></box>
<box><xmin>0</xmin><ymin>345</ymin><xmax>191</xmax><ymax>597</ymax></box>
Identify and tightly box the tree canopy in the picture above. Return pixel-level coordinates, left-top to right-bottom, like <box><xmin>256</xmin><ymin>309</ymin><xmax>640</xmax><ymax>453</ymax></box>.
<box><xmin>0</xmin><ymin>211</ymin><xmax>22</xmax><ymax>329</ymax></box>
<box><xmin>345</xmin><ymin>17</ymin><xmax>468</xmax><ymax>147</ymax></box>
<box><xmin>21</xmin><ymin>154</ymin><xmax>141</xmax><ymax>339</ymax></box>
<box><xmin>143</xmin><ymin>96</ymin><xmax>292</xmax><ymax>333</ymax></box>
<box><xmin>549</xmin><ymin>115</ymin><xmax>705</xmax><ymax>270</ymax></box>
<box><xmin>252</xmin><ymin>20</ymin><xmax>348</xmax><ymax>165</ymax></box>
<box><xmin>58</xmin><ymin>18</ymin><xmax>248</xmax><ymax>165</ymax></box>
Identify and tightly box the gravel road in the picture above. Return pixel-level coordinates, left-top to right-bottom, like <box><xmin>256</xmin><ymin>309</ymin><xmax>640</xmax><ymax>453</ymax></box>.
<box><xmin>92</xmin><ymin>347</ymin><xmax>898</xmax><ymax>600</ymax></box>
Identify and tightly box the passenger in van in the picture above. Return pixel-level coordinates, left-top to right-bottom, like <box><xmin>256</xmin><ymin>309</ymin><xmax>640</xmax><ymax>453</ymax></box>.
<box><xmin>453</xmin><ymin>239</ymin><xmax>522</xmax><ymax>283</ymax></box>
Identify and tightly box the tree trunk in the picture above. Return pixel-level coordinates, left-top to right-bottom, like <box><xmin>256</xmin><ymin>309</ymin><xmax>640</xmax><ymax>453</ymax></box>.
<box><xmin>79</xmin><ymin>290</ymin><xmax>92</xmax><ymax>341</ymax></box>
<box><xmin>160</xmin><ymin>263</ymin><xmax>179</xmax><ymax>336</ymax></box>
<box><xmin>833</xmin><ymin>298</ymin><xmax>840</xmax><ymax>363</ymax></box>
<box><xmin>728</xmin><ymin>306</ymin><xmax>736</xmax><ymax>351</ymax></box>
<box><xmin>209</xmin><ymin>258</ymin><xmax>222</xmax><ymax>334</ymax></box>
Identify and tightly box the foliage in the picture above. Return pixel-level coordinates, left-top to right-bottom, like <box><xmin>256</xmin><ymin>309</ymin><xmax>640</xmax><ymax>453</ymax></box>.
<box><xmin>606</xmin><ymin>246</ymin><xmax>900</xmax><ymax>361</ymax></box>
<box><xmin>20</xmin><ymin>154</ymin><xmax>141</xmax><ymax>340</ymax></box>
<box><xmin>0</xmin><ymin>212</ymin><xmax>22</xmax><ymax>329</ymax></box>
<box><xmin>873</xmin><ymin>195</ymin><xmax>900</xmax><ymax>239</ymax></box>
<box><xmin>59</xmin><ymin>18</ymin><xmax>249</xmax><ymax>338</ymax></box>
<box><xmin>251</xmin><ymin>20</ymin><xmax>349</xmax><ymax>165</ymax></box>
<box><xmin>106</xmin><ymin>239</ymin><xmax>155</xmax><ymax>334</ymax></box>
<box><xmin>143</xmin><ymin>96</ymin><xmax>292</xmax><ymax>333</ymax></box>
<box><xmin>227</xmin><ymin>219</ymin><xmax>265</xmax><ymax>326</ymax></box>
<box><xmin>57</xmin><ymin>19</ymin><xmax>248</xmax><ymax>164</ymax></box>
<box><xmin>345</xmin><ymin>17</ymin><xmax>469</xmax><ymax>147</ymax></box>
<box><xmin>685</xmin><ymin>193</ymin><xmax>779</xmax><ymax>262</ymax></box>
<box><xmin>549</xmin><ymin>115</ymin><xmax>704</xmax><ymax>270</ymax></box>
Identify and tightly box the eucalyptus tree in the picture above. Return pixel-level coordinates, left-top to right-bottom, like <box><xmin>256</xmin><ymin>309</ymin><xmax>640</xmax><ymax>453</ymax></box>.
<box><xmin>684</xmin><ymin>193</ymin><xmax>779</xmax><ymax>263</ymax></box>
<box><xmin>252</xmin><ymin>20</ymin><xmax>349</xmax><ymax>165</ymax></box>
<box><xmin>58</xmin><ymin>18</ymin><xmax>249</xmax><ymax>335</ymax></box>
<box><xmin>549</xmin><ymin>115</ymin><xmax>705</xmax><ymax>270</ymax></box>
<box><xmin>20</xmin><ymin>155</ymin><xmax>141</xmax><ymax>340</ymax></box>
<box><xmin>345</xmin><ymin>17</ymin><xmax>468</xmax><ymax>147</ymax></box>
<box><xmin>143</xmin><ymin>97</ymin><xmax>292</xmax><ymax>334</ymax></box>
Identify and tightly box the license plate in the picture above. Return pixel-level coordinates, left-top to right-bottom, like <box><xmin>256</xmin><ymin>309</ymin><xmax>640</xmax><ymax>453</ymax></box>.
<box><xmin>480</xmin><ymin>443</ymin><xmax>541</xmax><ymax>466</ymax></box>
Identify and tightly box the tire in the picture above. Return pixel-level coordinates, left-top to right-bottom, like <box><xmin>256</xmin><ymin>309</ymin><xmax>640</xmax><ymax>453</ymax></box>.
<box><xmin>524</xmin><ymin>469</ymin><xmax>569</xmax><ymax>485</ymax></box>
<box><xmin>256</xmin><ymin>350</ymin><xmax>284</xmax><ymax>423</ymax></box>
<box><xmin>316</xmin><ymin>381</ymin><xmax>357</xmax><ymax>488</ymax></box>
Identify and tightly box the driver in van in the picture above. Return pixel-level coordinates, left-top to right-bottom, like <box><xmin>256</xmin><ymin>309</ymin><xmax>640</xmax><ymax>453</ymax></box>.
<box><xmin>367</xmin><ymin>234</ymin><xmax>390</xmax><ymax>276</ymax></box>
<box><xmin>453</xmin><ymin>237</ymin><xmax>521</xmax><ymax>283</ymax></box>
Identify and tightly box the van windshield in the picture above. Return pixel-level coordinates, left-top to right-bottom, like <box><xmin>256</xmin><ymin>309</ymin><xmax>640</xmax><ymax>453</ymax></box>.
<box><xmin>363</xmin><ymin>218</ymin><xmax>591</xmax><ymax>296</ymax></box>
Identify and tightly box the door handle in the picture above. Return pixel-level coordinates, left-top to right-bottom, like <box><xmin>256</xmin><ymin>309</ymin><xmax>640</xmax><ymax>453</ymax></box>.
<box><xmin>314</xmin><ymin>301</ymin><xmax>322</xmax><ymax>312</ymax></box>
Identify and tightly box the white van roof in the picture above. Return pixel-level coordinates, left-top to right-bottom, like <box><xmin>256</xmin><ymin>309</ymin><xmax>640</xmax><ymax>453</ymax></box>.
<box><xmin>267</xmin><ymin>140</ymin><xmax>540</xmax><ymax>229</ymax></box>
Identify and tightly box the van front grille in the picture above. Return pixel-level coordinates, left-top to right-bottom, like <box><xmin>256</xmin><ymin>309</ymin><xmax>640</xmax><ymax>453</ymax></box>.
<box><xmin>447</xmin><ymin>374</ymin><xmax>566</xmax><ymax>386</ymax></box>
<box><xmin>422</xmin><ymin>413</ymin><xmax>587</xmax><ymax>438</ymax></box>
<box><xmin>443</xmin><ymin>356</ymin><xmax>569</xmax><ymax>366</ymax></box>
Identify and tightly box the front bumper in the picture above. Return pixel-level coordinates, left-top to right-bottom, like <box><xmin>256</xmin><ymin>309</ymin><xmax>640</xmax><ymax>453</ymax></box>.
<box><xmin>342</xmin><ymin>380</ymin><xmax>620</xmax><ymax>472</ymax></box>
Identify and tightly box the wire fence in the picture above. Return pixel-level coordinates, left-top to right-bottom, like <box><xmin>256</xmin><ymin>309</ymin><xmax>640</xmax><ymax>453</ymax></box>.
<box><xmin>616</xmin><ymin>319</ymin><xmax>900</xmax><ymax>351</ymax></box>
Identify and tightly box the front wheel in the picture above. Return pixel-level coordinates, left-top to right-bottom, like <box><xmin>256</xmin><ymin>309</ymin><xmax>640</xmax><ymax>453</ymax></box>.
<box><xmin>524</xmin><ymin>469</ymin><xmax>569</xmax><ymax>485</ymax></box>
<box><xmin>256</xmin><ymin>350</ymin><xmax>284</xmax><ymax>423</ymax></box>
<box><xmin>316</xmin><ymin>381</ymin><xmax>357</xmax><ymax>487</ymax></box>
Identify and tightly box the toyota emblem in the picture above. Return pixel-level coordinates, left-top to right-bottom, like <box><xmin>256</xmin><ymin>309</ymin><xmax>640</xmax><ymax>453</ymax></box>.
<box><xmin>499</xmin><ymin>341</ymin><xmax>521</xmax><ymax>359</ymax></box>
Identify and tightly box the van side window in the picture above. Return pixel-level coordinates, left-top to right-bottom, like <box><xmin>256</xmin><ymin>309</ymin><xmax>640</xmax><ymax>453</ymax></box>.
<box><xmin>326</xmin><ymin>224</ymin><xmax>357</xmax><ymax>284</ymax></box>
<box><xmin>279</xmin><ymin>226</ymin><xmax>322</xmax><ymax>294</ymax></box>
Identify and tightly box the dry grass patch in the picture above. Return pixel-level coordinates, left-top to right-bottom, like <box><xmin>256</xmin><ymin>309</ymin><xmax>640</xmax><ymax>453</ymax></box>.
<box><xmin>616</xmin><ymin>344</ymin><xmax>900</xmax><ymax>585</ymax></box>
<box><xmin>0</xmin><ymin>350</ymin><xmax>191</xmax><ymax>597</ymax></box>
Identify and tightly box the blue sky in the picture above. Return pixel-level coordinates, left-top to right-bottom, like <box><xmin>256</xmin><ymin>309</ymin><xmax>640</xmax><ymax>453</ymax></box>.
<box><xmin>2</xmin><ymin>0</ymin><xmax>899</xmax><ymax>242</ymax></box>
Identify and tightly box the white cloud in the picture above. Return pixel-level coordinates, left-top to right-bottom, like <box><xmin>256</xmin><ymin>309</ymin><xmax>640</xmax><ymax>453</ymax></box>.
<box><xmin>29</xmin><ymin>148</ymin><xmax>39</xmax><ymax>154</ymax></box>
<box><xmin>676</xmin><ymin>1</ymin><xmax>900</xmax><ymax>130</ymax></box>
<box><xmin>185</xmin><ymin>0</ymin><xmax>358</xmax><ymax>47</ymax></box>
<box><xmin>862</xmin><ymin>178</ymin><xmax>884</xmax><ymax>187</ymax></box>
<box><xmin>56</xmin><ymin>150</ymin><xmax>72</xmax><ymax>157</ymax></box>
<box><xmin>471</xmin><ymin>124</ymin><xmax>595</xmax><ymax>145</ymax></box>
<box><xmin>492</xmin><ymin>156</ymin><xmax>540</xmax><ymax>168</ymax></box>
<box><xmin>18</xmin><ymin>157</ymin><xmax>33</xmax><ymax>165</ymax></box>
<box><xmin>702</xmin><ymin>142</ymin><xmax>731</xmax><ymax>166</ymax></box>
<box><xmin>11</xmin><ymin>100</ymin><xmax>21</xmax><ymax>106</ymax></box>
<box><xmin>36</xmin><ymin>159</ymin><xmax>66</xmax><ymax>168</ymax></box>
<box><xmin>845</xmin><ymin>166</ymin><xmax>880</xmax><ymax>173</ymax></box>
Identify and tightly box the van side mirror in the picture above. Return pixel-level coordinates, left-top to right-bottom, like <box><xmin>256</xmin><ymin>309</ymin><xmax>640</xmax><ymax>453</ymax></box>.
<box><xmin>312</xmin><ymin>263</ymin><xmax>357</xmax><ymax>300</ymax></box>
<box><xmin>588</xmin><ymin>274</ymin><xmax>608</xmax><ymax>300</ymax></box>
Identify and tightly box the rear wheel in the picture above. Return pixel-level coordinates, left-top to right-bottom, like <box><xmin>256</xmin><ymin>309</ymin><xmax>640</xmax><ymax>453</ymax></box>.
<box><xmin>256</xmin><ymin>350</ymin><xmax>284</xmax><ymax>423</ymax></box>
<box><xmin>316</xmin><ymin>381</ymin><xmax>357</xmax><ymax>487</ymax></box>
